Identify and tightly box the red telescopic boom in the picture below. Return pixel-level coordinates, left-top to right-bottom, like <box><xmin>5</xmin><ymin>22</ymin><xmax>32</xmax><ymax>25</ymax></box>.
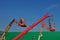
<box><xmin>13</xmin><ymin>14</ymin><xmax>52</xmax><ymax>40</ymax></box>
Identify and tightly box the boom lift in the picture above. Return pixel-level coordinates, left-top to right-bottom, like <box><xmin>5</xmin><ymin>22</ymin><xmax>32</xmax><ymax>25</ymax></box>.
<box><xmin>0</xmin><ymin>18</ymin><xmax>27</xmax><ymax>40</ymax></box>
<box><xmin>38</xmin><ymin>16</ymin><xmax>55</xmax><ymax>40</ymax></box>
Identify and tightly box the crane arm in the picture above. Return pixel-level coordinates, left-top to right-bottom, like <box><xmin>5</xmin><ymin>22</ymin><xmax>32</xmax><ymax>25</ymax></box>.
<box><xmin>41</xmin><ymin>22</ymin><xmax>49</xmax><ymax>30</ymax></box>
<box><xmin>1</xmin><ymin>18</ymin><xmax>26</xmax><ymax>40</ymax></box>
<box><xmin>4</xmin><ymin>19</ymin><xmax>15</xmax><ymax>33</ymax></box>
<box><xmin>4</xmin><ymin>18</ymin><xmax>26</xmax><ymax>33</ymax></box>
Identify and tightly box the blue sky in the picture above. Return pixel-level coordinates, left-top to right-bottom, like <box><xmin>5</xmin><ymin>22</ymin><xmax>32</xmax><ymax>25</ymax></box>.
<box><xmin>0</xmin><ymin>0</ymin><xmax>60</xmax><ymax>32</ymax></box>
